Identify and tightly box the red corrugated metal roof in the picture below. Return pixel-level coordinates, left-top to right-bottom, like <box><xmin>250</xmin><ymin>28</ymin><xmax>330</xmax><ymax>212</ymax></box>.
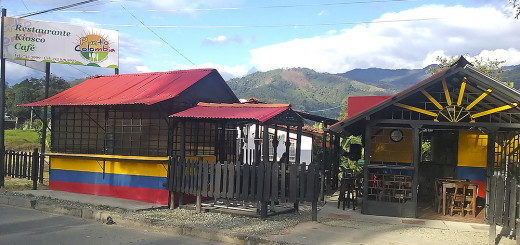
<box><xmin>19</xmin><ymin>69</ymin><xmax>215</xmax><ymax>107</ymax></box>
<box><xmin>347</xmin><ymin>95</ymin><xmax>392</xmax><ymax>118</ymax></box>
<box><xmin>170</xmin><ymin>102</ymin><xmax>291</xmax><ymax>123</ymax></box>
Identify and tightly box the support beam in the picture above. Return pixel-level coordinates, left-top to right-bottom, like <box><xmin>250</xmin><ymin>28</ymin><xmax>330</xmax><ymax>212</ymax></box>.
<box><xmin>39</xmin><ymin>62</ymin><xmax>50</xmax><ymax>185</ymax></box>
<box><xmin>285</xmin><ymin>124</ymin><xmax>290</xmax><ymax>164</ymax></box>
<box><xmin>457</xmin><ymin>78</ymin><xmax>467</xmax><ymax>106</ymax></box>
<box><xmin>471</xmin><ymin>103</ymin><xmax>518</xmax><ymax>119</ymax></box>
<box><xmin>0</xmin><ymin>8</ymin><xmax>6</xmax><ymax>188</ymax></box>
<box><xmin>273</xmin><ymin>125</ymin><xmax>278</xmax><ymax>161</ymax></box>
<box><xmin>411</xmin><ymin>126</ymin><xmax>420</xmax><ymax>218</ymax></box>
<box><xmin>442</xmin><ymin>79</ymin><xmax>452</xmax><ymax>106</ymax></box>
<box><xmin>296</xmin><ymin>124</ymin><xmax>302</xmax><ymax>164</ymax></box>
<box><xmin>466</xmin><ymin>89</ymin><xmax>492</xmax><ymax>110</ymax></box>
<box><xmin>262</xmin><ymin>124</ymin><xmax>269</xmax><ymax>163</ymax></box>
<box><xmin>421</xmin><ymin>90</ymin><xmax>443</xmax><ymax>110</ymax></box>
<box><xmin>394</xmin><ymin>103</ymin><xmax>438</xmax><ymax>117</ymax></box>
<box><xmin>362</xmin><ymin>123</ymin><xmax>371</xmax><ymax>213</ymax></box>
<box><xmin>180</xmin><ymin>121</ymin><xmax>186</xmax><ymax>160</ymax></box>
<box><xmin>255</xmin><ymin>123</ymin><xmax>260</xmax><ymax>164</ymax></box>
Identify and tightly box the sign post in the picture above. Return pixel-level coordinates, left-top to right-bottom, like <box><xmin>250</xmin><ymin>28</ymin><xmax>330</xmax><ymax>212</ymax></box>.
<box><xmin>0</xmin><ymin>14</ymin><xmax>119</xmax><ymax>188</ymax></box>
<box><xmin>0</xmin><ymin>8</ymin><xmax>5</xmax><ymax>188</ymax></box>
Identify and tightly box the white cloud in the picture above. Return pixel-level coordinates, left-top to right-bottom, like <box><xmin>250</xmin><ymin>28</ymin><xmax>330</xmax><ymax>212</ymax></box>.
<box><xmin>318</xmin><ymin>10</ymin><xmax>329</xmax><ymax>16</ymax></box>
<box><xmin>119</xmin><ymin>57</ymin><xmax>151</xmax><ymax>74</ymax></box>
<box><xmin>249</xmin><ymin>5</ymin><xmax>520</xmax><ymax>73</ymax></box>
<box><xmin>140</xmin><ymin>0</ymin><xmax>240</xmax><ymax>13</ymax></box>
<box><xmin>170</xmin><ymin>62</ymin><xmax>248</xmax><ymax>80</ymax></box>
<box><xmin>69</xmin><ymin>18</ymin><xmax>98</xmax><ymax>27</ymax></box>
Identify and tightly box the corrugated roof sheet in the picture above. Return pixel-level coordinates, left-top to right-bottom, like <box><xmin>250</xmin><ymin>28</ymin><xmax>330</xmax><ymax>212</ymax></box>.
<box><xmin>170</xmin><ymin>102</ymin><xmax>291</xmax><ymax>123</ymax></box>
<box><xmin>19</xmin><ymin>69</ymin><xmax>215</xmax><ymax>107</ymax></box>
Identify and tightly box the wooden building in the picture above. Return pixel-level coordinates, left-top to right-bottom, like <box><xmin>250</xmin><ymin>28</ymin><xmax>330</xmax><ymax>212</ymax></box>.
<box><xmin>20</xmin><ymin>69</ymin><xmax>239</xmax><ymax>205</ymax></box>
<box><xmin>329</xmin><ymin>57</ymin><xmax>520</xmax><ymax>218</ymax></box>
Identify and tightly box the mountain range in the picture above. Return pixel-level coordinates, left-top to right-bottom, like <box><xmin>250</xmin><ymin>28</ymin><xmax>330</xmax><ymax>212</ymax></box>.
<box><xmin>227</xmin><ymin>65</ymin><xmax>520</xmax><ymax>119</ymax></box>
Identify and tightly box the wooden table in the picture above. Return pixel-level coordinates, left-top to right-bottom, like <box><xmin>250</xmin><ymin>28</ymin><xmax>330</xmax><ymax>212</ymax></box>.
<box><xmin>442</xmin><ymin>181</ymin><xmax>478</xmax><ymax>217</ymax></box>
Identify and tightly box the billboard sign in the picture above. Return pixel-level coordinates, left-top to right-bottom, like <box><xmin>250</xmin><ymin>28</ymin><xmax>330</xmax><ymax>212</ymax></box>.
<box><xmin>3</xmin><ymin>17</ymin><xmax>118</xmax><ymax>68</ymax></box>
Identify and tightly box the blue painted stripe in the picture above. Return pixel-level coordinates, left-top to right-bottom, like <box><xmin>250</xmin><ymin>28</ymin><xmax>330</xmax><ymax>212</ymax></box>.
<box><xmin>457</xmin><ymin>166</ymin><xmax>486</xmax><ymax>182</ymax></box>
<box><xmin>50</xmin><ymin>169</ymin><xmax>166</xmax><ymax>190</ymax></box>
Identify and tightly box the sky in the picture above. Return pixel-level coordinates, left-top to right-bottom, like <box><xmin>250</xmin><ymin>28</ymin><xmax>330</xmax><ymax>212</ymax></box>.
<box><xmin>1</xmin><ymin>0</ymin><xmax>519</xmax><ymax>85</ymax></box>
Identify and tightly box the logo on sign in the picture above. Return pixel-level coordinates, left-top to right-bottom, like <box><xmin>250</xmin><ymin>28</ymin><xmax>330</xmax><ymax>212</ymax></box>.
<box><xmin>75</xmin><ymin>32</ymin><xmax>116</xmax><ymax>64</ymax></box>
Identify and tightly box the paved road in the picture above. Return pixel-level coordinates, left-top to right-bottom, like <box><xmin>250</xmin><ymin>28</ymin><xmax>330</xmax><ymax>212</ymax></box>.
<box><xmin>0</xmin><ymin>204</ymin><xmax>226</xmax><ymax>245</ymax></box>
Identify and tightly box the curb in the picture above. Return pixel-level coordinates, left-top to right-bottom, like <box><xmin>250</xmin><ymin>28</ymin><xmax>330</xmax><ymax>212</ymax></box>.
<box><xmin>0</xmin><ymin>193</ymin><xmax>293</xmax><ymax>245</ymax></box>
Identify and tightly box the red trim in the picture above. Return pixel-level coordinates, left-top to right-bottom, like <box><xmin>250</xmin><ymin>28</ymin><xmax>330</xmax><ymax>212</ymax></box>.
<box><xmin>50</xmin><ymin>180</ymin><xmax>169</xmax><ymax>205</ymax></box>
<box><xmin>471</xmin><ymin>180</ymin><xmax>486</xmax><ymax>198</ymax></box>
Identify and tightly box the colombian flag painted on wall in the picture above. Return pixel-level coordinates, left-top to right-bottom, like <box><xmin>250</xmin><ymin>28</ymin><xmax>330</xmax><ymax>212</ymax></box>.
<box><xmin>49</xmin><ymin>156</ymin><xmax>169</xmax><ymax>205</ymax></box>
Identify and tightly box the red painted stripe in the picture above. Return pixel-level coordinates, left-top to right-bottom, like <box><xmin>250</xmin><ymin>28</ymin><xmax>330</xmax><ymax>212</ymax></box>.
<box><xmin>50</xmin><ymin>180</ymin><xmax>169</xmax><ymax>205</ymax></box>
<box><xmin>471</xmin><ymin>180</ymin><xmax>486</xmax><ymax>198</ymax></box>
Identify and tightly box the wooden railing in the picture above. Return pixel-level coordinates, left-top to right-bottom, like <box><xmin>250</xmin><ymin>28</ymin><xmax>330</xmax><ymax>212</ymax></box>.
<box><xmin>2</xmin><ymin>149</ymin><xmax>43</xmax><ymax>189</ymax></box>
<box><xmin>166</xmin><ymin>157</ymin><xmax>319</xmax><ymax>219</ymax></box>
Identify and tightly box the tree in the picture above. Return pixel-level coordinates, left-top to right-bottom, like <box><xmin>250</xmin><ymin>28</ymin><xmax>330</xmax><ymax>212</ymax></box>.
<box><xmin>512</xmin><ymin>0</ymin><xmax>520</xmax><ymax>19</ymax></box>
<box><xmin>5</xmin><ymin>75</ymin><xmax>71</xmax><ymax>127</ymax></box>
<box><xmin>6</xmin><ymin>78</ymin><xmax>40</xmax><ymax>123</ymax></box>
<box><xmin>426</xmin><ymin>55</ymin><xmax>506</xmax><ymax>81</ymax></box>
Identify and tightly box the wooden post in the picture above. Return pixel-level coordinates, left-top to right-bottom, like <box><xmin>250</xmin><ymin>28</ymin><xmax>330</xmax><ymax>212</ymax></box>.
<box><xmin>179</xmin><ymin>121</ymin><xmax>186</xmax><ymax>206</ymax></box>
<box><xmin>0</xmin><ymin>9</ymin><xmax>6</xmax><ymax>188</ymax></box>
<box><xmin>261</xmin><ymin>124</ymin><xmax>269</xmax><ymax>218</ymax></box>
<box><xmin>311</xmin><ymin>162</ymin><xmax>318</xmax><ymax>221</ymax></box>
<box><xmin>285</xmin><ymin>124</ymin><xmax>290</xmax><ymax>164</ymax></box>
<box><xmin>39</xmin><ymin>62</ymin><xmax>50</xmax><ymax>184</ymax></box>
<box><xmin>255</xmin><ymin>123</ymin><xmax>260</xmax><ymax>165</ymax></box>
<box><xmin>489</xmin><ymin>172</ymin><xmax>497</xmax><ymax>245</ymax></box>
<box><xmin>362</xmin><ymin>122</ymin><xmax>371</xmax><ymax>213</ymax></box>
<box><xmin>32</xmin><ymin>148</ymin><xmax>39</xmax><ymax>190</ymax></box>
<box><xmin>296</xmin><ymin>125</ymin><xmax>302</xmax><ymax>164</ymax></box>
<box><xmin>196</xmin><ymin>157</ymin><xmax>203</xmax><ymax>213</ymax></box>
<box><xmin>273</xmin><ymin>125</ymin><xmax>278</xmax><ymax>161</ymax></box>
<box><xmin>486</xmin><ymin>130</ymin><xmax>496</xmax><ymax>222</ymax></box>
<box><xmin>411</xmin><ymin>126</ymin><xmax>420</xmax><ymax>217</ymax></box>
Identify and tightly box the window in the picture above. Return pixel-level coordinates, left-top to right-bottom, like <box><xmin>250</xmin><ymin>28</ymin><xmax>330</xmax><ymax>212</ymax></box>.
<box><xmin>172</xmin><ymin>121</ymin><xmax>216</xmax><ymax>157</ymax></box>
<box><xmin>52</xmin><ymin>106</ymin><xmax>168</xmax><ymax>157</ymax></box>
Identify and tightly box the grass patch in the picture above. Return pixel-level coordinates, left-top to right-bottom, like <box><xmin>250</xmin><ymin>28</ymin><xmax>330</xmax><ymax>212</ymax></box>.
<box><xmin>5</xmin><ymin>129</ymin><xmax>41</xmax><ymax>152</ymax></box>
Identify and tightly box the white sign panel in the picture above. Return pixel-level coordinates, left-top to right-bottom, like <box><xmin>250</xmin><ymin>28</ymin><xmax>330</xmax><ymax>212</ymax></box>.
<box><xmin>3</xmin><ymin>17</ymin><xmax>118</xmax><ymax>68</ymax></box>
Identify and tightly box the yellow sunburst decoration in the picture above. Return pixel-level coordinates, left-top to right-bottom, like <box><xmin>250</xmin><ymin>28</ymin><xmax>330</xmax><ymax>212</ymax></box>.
<box><xmin>395</xmin><ymin>77</ymin><xmax>518</xmax><ymax>123</ymax></box>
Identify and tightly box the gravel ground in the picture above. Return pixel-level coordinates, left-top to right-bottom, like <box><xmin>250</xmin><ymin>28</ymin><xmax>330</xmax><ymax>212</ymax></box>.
<box><xmin>2</xmin><ymin>190</ymin><xmax>517</xmax><ymax>245</ymax></box>
<box><xmin>0</xmin><ymin>190</ymin><xmax>314</xmax><ymax>236</ymax></box>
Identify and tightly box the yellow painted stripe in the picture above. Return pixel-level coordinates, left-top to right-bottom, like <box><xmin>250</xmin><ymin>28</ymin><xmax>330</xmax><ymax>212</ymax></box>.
<box><xmin>472</xmin><ymin>103</ymin><xmax>518</xmax><ymax>119</ymax></box>
<box><xmin>421</xmin><ymin>90</ymin><xmax>443</xmax><ymax>109</ymax></box>
<box><xmin>466</xmin><ymin>89</ymin><xmax>492</xmax><ymax>110</ymax></box>
<box><xmin>395</xmin><ymin>103</ymin><xmax>438</xmax><ymax>117</ymax></box>
<box><xmin>457</xmin><ymin>78</ymin><xmax>467</xmax><ymax>106</ymax></box>
<box><xmin>51</xmin><ymin>156</ymin><xmax>168</xmax><ymax>177</ymax></box>
<box><xmin>442</xmin><ymin>79</ymin><xmax>452</xmax><ymax>106</ymax></box>
<box><xmin>47</xmin><ymin>153</ymin><xmax>168</xmax><ymax>161</ymax></box>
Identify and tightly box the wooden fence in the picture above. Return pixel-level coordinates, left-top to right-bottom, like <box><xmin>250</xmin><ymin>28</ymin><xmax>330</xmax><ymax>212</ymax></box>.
<box><xmin>2</xmin><ymin>149</ymin><xmax>43</xmax><ymax>190</ymax></box>
<box><xmin>488</xmin><ymin>172</ymin><xmax>519</xmax><ymax>244</ymax></box>
<box><xmin>166</xmin><ymin>157</ymin><xmax>319</xmax><ymax>219</ymax></box>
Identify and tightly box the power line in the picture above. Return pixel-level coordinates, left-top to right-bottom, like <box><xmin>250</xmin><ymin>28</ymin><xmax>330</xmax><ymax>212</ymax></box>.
<box><xmin>33</xmin><ymin>0</ymin><xmax>421</xmax><ymax>13</ymax></box>
<box><xmin>67</xmin><ymin>64</ymin><xmax>93</xmax><ymax>77</ymax></box>
<box><xmin>118</xmin><ymin>3</ymin><xmax>195</xmax><ymax>65</ymax></box>
<box><xmin>305</xmin><ymin>104</ymin><xmax>344</xmax><ymax>113</ymax></box>
<box><xmin>18</xmin><ymin>0</ymin><xmax>99</xmax><ymax>18</ymax></box>
<box><xmin>31</xmin><ymin>17</ymin><xmax>442</xmax><ymax>29</ymax></box>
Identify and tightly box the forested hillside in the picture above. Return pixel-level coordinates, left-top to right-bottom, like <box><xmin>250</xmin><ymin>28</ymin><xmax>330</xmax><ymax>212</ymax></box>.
<box><xmin>226</xmin><ymin>68</ymin><xmax>391</xmax><ymax>118</ymax></box>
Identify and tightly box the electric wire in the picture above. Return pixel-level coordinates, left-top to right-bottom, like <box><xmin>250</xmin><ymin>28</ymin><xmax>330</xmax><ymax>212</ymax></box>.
<box><xmin>118</xmin><ymin>3</ymin><xmax>195</xmax><ymax>65</ymax></box>
<box><xmin>25</xmin><ymin>17</ymin><xmax>442</xmax><ymax>29</ymax></box>
<box><xmin>40</xmin><ymin>0</ymin><xmax>421</xmax><ymax>13</ymax></box>
<box><xmin>18</xmin><ymin>0</ymin><xmax>100</xmax><ymax>18</ymax></box>
<box><xmin>305</xmin><ymin>104</ymin><xmax>345</xmax><ymax>113</ymax></box>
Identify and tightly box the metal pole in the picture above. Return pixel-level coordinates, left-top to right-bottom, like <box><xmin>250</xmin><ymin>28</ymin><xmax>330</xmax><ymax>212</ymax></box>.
<box><xmin>39</xmin><ymin>62</ymin><xmax>50</xmax><ymax>184</ymax></box>
<box><xmin>0</xmin><ymin>8</ymin><xmax>6</xmax><ymax>188</ymax></box>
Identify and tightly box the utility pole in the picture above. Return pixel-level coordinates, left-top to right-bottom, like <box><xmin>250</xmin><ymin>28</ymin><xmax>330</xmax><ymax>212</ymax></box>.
<box><xmin>0</xmin><ymin>8</ymin><xmax>6</xmax><ymax>187</ymax></box>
